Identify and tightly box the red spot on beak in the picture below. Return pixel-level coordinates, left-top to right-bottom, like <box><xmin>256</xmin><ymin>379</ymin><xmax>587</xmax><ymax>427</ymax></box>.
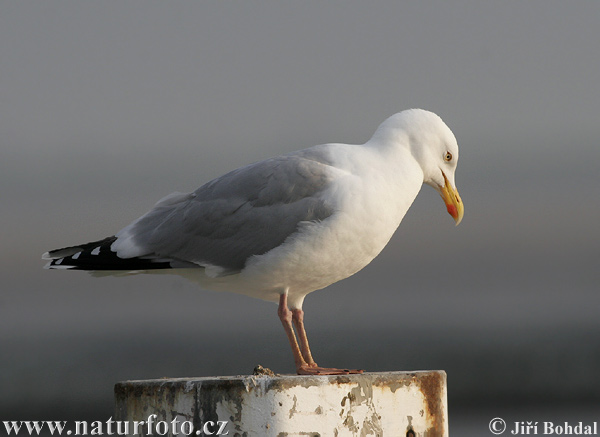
<box><xmin>446</xmin><ymin>204</ymin><xmax>458</xmax><ymax>218</ymax></box>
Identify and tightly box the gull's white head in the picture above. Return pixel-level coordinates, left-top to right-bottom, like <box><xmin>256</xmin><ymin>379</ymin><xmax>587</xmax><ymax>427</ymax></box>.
<box><xmin>372</xmin><ymin>108</ymin><xmax>464</xmax><ymax>225</ymax></box>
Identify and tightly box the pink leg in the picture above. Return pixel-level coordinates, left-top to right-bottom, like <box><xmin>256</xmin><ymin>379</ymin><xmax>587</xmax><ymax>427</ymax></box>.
<box><xmin>277</xmin><ymin>293</ymin><xmax>308</xmax><ymax>371</ymax></box>
<box><xmin>291</xmin><ymin>308</ymin><xmax>317</xmax><ymax>367</ymax></box>
<box><xmin>278</xmin><ymin>294</ymin><xmax>364</xmax><ymax>375</ymax></box>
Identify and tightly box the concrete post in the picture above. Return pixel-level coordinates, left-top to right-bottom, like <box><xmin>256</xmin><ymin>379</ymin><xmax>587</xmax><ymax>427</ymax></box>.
<box><xmin>114</xmin><ymin>370</ymin><xmax>448</xmax><ymax>436</ymax></box>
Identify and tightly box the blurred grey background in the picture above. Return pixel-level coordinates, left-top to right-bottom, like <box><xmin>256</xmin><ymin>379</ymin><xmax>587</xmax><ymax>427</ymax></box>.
<box><xmin>1</xmin><ymin>1</ymin><xmax>598</xmax><ymax>435</ymax></box>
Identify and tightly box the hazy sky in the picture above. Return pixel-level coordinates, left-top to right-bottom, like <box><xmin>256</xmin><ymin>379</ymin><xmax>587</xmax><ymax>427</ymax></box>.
<box><xmin>1</xmin><ymin>0</ymin><xmax>599</xmax><ymax>390</ymax></box>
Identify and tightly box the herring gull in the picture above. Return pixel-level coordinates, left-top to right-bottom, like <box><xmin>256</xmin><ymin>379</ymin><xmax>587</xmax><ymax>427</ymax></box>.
<box><xmin>43</xmin><ymin>108</ymin><xmax>464</xmax><ymax>375</ymax></box>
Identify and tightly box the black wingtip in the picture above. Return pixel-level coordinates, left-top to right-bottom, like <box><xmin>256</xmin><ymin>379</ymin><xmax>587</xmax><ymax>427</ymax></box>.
<box><xmin>43</xmin><ymin>236</ymin><xmax>172</xmax><ymax>271</ymax></box>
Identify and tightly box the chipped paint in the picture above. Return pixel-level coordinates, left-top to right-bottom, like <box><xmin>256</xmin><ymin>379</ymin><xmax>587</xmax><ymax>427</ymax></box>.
<box><xmin>115</xmin><ymin>371</ymin><xmax>448</xmax><ymax>436</ymax></box>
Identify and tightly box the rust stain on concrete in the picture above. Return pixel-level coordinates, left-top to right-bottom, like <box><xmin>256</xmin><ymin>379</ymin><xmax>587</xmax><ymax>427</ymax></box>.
<box><xmin>415</xmin><ymin>371</ymin><xmax>446</xmax><ymax>436</ymax></box>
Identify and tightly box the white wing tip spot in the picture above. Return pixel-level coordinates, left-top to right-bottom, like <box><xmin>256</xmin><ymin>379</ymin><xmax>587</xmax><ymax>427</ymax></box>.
<box><xmin>43</xmin><ymin>259</ymin><xmax>76</xmax><ymax>270</ymax></box>
<box><xmin>50</xmin><ymin>264</ymin><xmax>76</xmax><ymax>270</ymax></box>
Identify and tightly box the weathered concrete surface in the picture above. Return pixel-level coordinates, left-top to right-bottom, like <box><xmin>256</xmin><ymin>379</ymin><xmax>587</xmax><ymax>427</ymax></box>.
<box><xmin>115</xmin><ymin>371</ymin><xmax>448</xmax><ymax>436</ymax></box>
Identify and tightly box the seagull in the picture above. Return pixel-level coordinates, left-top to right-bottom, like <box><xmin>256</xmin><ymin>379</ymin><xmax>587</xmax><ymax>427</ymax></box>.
<box><xmin>43</xmin><ymin>109</ymin><xmax>464</xmax><ymax>375</ymax></box>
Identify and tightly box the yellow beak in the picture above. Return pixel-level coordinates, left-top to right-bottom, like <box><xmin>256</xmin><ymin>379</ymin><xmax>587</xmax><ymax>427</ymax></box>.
<box><xmin>439</xmin><ymin>172</ymin><xmax>464</xmax><ymax>226</ymax></box>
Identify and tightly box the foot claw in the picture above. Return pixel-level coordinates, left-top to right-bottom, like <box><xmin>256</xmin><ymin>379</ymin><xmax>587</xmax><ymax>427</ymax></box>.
<box><xmin>297</xmin><ymin>365</ymin><xmax>364</xmax><ymax>375</ymax></box>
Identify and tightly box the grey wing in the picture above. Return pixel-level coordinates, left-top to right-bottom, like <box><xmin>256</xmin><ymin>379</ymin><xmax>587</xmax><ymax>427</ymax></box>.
<box><xmin>113</xmin><ymin>149</ymin><xmax>337</xmax><ymax>275</ymax></box>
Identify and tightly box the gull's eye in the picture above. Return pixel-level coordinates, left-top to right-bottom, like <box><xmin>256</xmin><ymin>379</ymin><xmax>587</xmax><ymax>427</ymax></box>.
<box><xmin>444</xmin><ymin>151</ymin><xmax>453</xmax><ymax>162</ymax></box>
